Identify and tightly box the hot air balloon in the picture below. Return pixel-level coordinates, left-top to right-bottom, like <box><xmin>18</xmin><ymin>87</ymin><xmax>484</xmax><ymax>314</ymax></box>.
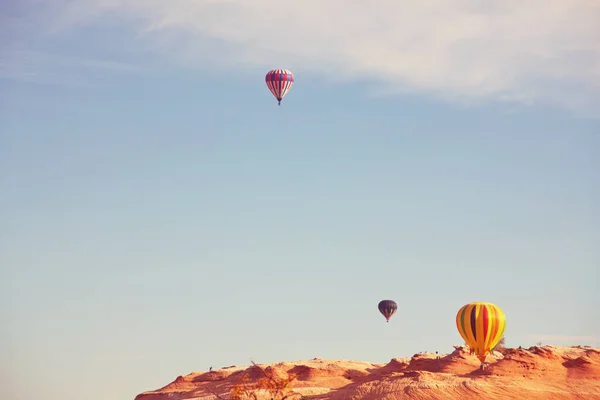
<box><xmin>378</xmin><ymin>300</ymin><xmax>398</xmax><ymax>322</ymax></box>
<box><xmin>456</xmin><ymin>302</ymin><xmax>506</xmax><ymax>364</ymax></box>
<box><xmin>265</xmin><ymin>69</ymin><xmax>294</xmax><ymax>106</ymax></box>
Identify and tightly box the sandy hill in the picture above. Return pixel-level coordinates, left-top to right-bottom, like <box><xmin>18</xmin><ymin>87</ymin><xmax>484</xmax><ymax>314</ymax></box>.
<box><xmin>135</xmin><ymin>345</ymin><xmax>600</xmax><ymax>400</ymax></box>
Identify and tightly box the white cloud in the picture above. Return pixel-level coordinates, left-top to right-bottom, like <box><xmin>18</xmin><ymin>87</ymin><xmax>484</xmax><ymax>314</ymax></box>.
<box><xmin>5</xmin><ymin>0</ymin><xmax>600</xmax><ymax>113</ymax></box>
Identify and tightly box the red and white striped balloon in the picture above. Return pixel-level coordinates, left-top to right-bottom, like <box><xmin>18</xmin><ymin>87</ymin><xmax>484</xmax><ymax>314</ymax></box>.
<box><xmin>265</xmin><ymin>69</ymin><xmax>294</xmax><ymax>106</ymax></box>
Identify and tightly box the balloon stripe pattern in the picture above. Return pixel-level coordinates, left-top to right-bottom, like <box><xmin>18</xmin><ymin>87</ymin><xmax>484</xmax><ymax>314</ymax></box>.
<box><xmin>265</xmin><ymin>69</ymin><xmax>294</xmax><ymax>105</ymax></box>
<box><xmin>378</xmin><ymin>300</ymin><xmax>398</xmax><ymax>322</ymax></box>
<box><xmin>456</xmin><ymin>302</ymin><xmax>506</xmax><ymax>363</ymax></box>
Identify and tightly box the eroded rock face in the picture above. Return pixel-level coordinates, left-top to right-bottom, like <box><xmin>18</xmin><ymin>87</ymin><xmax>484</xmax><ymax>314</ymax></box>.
<box><xmin>135</xmin><ymin>346</ymin><xmax>600</xmax><ymax>400</ymax></box>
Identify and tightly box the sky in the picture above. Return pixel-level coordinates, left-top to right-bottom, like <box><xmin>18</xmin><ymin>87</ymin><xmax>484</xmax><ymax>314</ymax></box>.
<box><xmin>1</xmin><ymin>1</ymin><xmax>599</xmax><ymax>399</ymax></box>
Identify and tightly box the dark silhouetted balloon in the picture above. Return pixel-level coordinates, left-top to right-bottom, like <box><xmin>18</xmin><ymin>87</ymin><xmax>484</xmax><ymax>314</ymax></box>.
<box><xmin>378</xmin><ymin>300</ymin><xmax>398</xmax><ymax>322</ymax></box>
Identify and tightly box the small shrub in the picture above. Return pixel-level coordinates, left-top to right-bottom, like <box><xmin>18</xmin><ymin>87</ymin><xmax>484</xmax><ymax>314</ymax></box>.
<box><xmin>493</xmin><ymin>336</ymin><xmax>507</xmax><ymax>354</ymax></box>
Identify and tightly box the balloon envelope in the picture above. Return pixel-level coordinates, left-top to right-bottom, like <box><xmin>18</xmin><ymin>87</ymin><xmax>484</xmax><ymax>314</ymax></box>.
<box><xmin>456</xmin><ymin>302</ymin><xmax>506</xmax><ymax>363</ymax></box>
<box><xmin>378</xmin><ymin>300</ymin><xmax>398</xmax><ymax>322</ymax></box>
<box><xmin>265</xmin><ymin>69</ymin><xmax>294</xmax><ymax>105</ymax></box>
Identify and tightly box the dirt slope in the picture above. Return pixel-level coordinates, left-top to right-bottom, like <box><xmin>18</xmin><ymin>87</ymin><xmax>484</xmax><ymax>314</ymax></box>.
<box><xmin>135</xmin><ymin>345</ymin><xmax>600</xmax><ymax>400</ymax></box>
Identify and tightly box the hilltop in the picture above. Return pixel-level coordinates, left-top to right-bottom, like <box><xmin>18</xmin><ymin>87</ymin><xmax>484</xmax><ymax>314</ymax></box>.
<box><xmin>135</xmin><ymin>345</ymin><xmax>600</xmax><ymax>400</ymax></box>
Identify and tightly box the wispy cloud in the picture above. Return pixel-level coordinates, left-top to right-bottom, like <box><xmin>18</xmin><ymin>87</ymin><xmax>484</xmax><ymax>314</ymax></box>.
<box><xmin>4</xmin><ymin>0</ymin><xmax>600</xmax><ymax>113</ymax></box>
<box><xmin>92</xmin><ymin>353</ymin><xmax>152</xmax><ymax>362</ymax></box>
<box><xmin>0</xmin><ymin>49</ymin><xmax>141</xmax><ymax>87</ymax></box>
<box><xmin>527</xmin><ymin>334</ymin><xmax>600</xmax><ymax>344</ymax></box>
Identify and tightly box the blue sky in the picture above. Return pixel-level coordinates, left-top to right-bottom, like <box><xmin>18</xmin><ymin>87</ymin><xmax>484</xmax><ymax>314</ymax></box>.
<box><xmin>1</xmin><ymin>1</ymin><xmax>599</xmax><ymax>400</ymax></box>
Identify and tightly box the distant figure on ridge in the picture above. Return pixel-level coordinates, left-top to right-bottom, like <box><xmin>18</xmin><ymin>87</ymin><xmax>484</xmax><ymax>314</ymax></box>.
<box><xmin>209</xmin><ymin>367</ymin><xmax>212</xmax><ymax>372</ymax></box>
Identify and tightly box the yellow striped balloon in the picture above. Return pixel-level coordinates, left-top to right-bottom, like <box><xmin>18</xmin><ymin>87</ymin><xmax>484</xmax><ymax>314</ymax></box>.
<box><xmin>456</xmin><ymin>302</ymin><xmax>506</xmax><ymax>363</ymax></box>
